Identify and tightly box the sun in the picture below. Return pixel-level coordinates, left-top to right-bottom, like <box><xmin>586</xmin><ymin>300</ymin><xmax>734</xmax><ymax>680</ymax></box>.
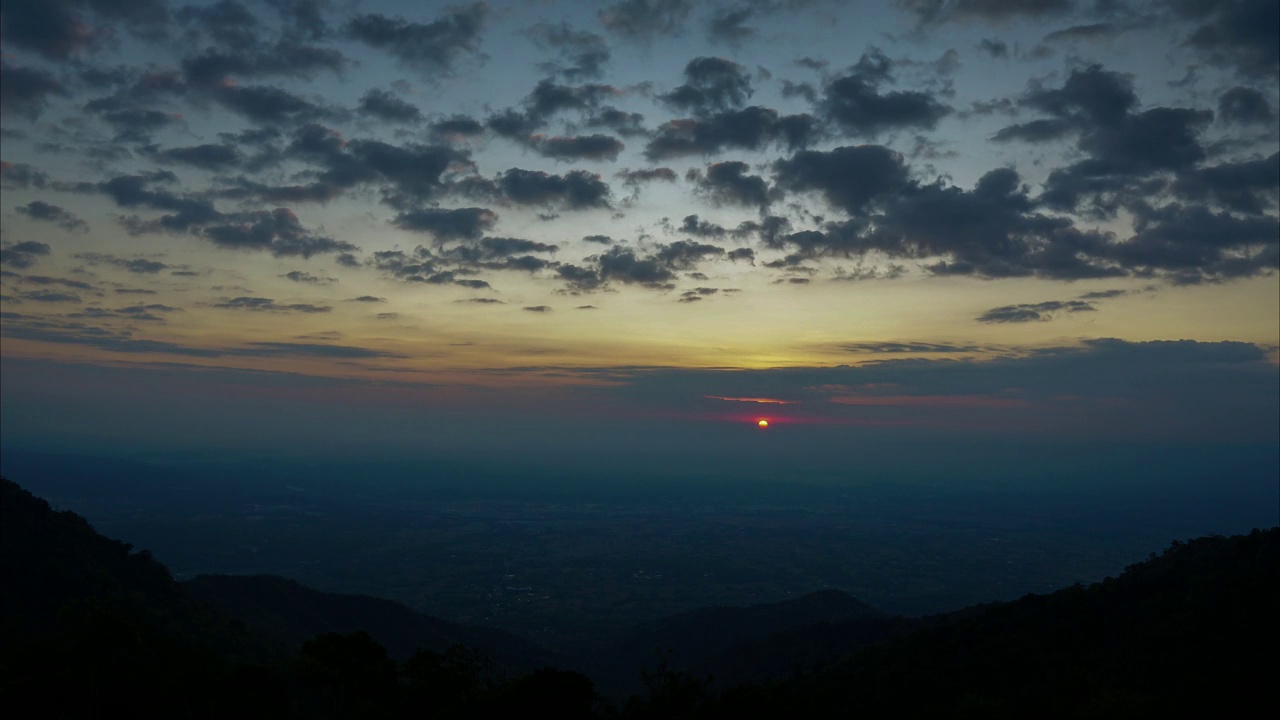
<box><xmin>757</xmin><ymin>419</ymin><xmax>769</xmax><ymax>429</ymax></box>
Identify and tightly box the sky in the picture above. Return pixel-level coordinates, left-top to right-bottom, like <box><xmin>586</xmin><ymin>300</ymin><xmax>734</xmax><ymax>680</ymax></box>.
<box><xmin>1</xmin><ymin>0</ymin><xmax>1277</xmax><ymax>463</ymax></box>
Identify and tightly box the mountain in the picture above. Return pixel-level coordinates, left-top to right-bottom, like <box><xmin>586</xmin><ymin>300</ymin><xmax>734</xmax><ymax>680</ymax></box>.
<box><xmin>184</xmin><ymin>573</ymin><xmax>557</xmax><ymax>671</ymax></box>
<box><xmin>720</xmin><ymin>528</ymin><xmax>1280</xmax><ymax>718</ymax></box>
<box><xmin>5</xmin><ymin>473</ymin><xmax>1277</xmax><ymax>718</ymax></box>
<box><xmin>593</xmin><ymin>588</ymin><xmax>896</xmax><ymax>693</ymax></box>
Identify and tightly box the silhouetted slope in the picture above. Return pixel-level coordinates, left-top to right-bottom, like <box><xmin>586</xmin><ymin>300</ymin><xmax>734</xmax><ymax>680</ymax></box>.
<box><xmin>769</xmin><ymin>529</ymin><xmax>1280</xmax><ymax>718</ymax></box>
<box><xmin>0</xmin><ymin>476</ymin><xmax>258</xmax><ymax>657</ymax></box>
<box><xmin>185</xmin><ymin>573</ymin><xmax>558</xmax><ymax>671</ymax></box>
<box><xmin>594</xmin><ymin>589</ymin><xmax>889</xmax><ymax>694</ymax></box>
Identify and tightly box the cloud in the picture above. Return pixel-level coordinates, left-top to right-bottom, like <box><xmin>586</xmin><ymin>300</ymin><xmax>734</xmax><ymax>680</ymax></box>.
<box><xmin>282</xmin><ymin>270</ymin><xmax>336</xmax><ymax>285</ymax></box>
<box><xmin>0</xmin><ymin>0</ymin><xmax>169</xmax><ymax>61</ymax></box>
<box><xmin>645</xmin><ymin>106</ymin><xmax>820</xmax><ymax>159</ymax></box>
<box><xmin>152</xmin><ymin>144</ymin><xmax>243</xmax><ymax>170</ymax></box>
<box><xmin>599</xmin><ymin>0</ymin><xmax>694</xmax><ymax>39</ymax></box>
<box><xmin>618</xmin><ymin>167</ymin><xmax>678</xmax><ymax>186</ymax></box>
<box><xmin>661</xmin><ymin>57</ymin><xmax>754</xmax><ymax>115</ymax></box>
<box><xmin>1218</xmin><ymin>86</ymin><xmax>1275</xmax><ymax>125</ymax></box>
<box><xmin>0</xmin><ymin>61</ymin><xmax>68</xmax><ymax>118</ymax></box>
<box><xmin>495</xmin><ymin>168</ymin><xmax>612</xmax><ymax>209</ymax></box>
<box><xmin>357</xmin><ymin>89</ymin><xmax>423</xmax><ymax>124</ymax></box>
<box><xmin>392</xmin><ymin>207</ymin><xmax>497</xmax><ymax>240</ymax></box>
<box><xmin>527</xmin><ymin>21</ymin><xmax>611</xmax><ymax>80</ymax></box>
<box><xmin>233</xmin><ymin>342</ymin><xmax>405</xmax><ymax>359</ymax></box>
<box><xmin>210</xmin><ymin>296</ymin><xmax>332</xmax><ymax>313</ymax></box>
<box><xmin>17</xmin><ymin>201</ymin><xmax>88</xmax><ymax>232</ymax></box>
<box><xmin>348</xmin><ymin>295</ymin><xmax>387</xmax><ymax>303</ymax></box>
<box><xmin>976</xmin><ymin>300</ymin><xmax>1096</xmax><ymax>323</ymax></box>
<box><xmin>773</xmin><ymin>144</ymin><xmax>912</xmax><ymax>215</ymax></box>
<box><xmin>819</xmin><ymin>50</ymin><xmax>951</xmax><ymax>137</ymax></box>
<box><xmin>0</xmin><ymin>241</ymin><xmax>52</xmax><ymax>269</ymax></box>
<box><xmin>691</xmin><ymin>161</ymin><xmax>772</xmax><ymax>207</ymax></box>
<box><xmin>523</xmin><ymin>305</ymin><xmax>552</xmax><ymax>312</ymax></box>
<box><xmin>1172</xmin><ymin>0</ymin><xmax>1279</xmax><ymax>78</ymax></box>
<box><xmin>346</xmin><ymin>3</ymin><xmax>489</xmax><ymax>73</ymax></box>
<box><xmin>74</xmin><ymin>252</ymin><xmax>171</xmax><ymax>274</ymax></box>
<box><xmin>203</xmin><ymin>208</ymin><xmax>358</xmax><ymax>258</ymax></box>
<box><xmin>533</xmin><ymin>134</ymin><xmax>625</xmax><ymax>161</ymax></box>
<box><xmin>902</xmin><ymin>0</ymin><xmax>1072</xmax><ymax>27</ymax></box>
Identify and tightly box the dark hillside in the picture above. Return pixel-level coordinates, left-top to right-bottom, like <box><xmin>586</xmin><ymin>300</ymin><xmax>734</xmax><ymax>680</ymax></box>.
<box><xmin>766</xmin><ymin>528</ymin><xmax>1280</xmax><ymax>718</ymax></box>
<box><xmin>185</xmin><ymin>573</ymin><xmax>558</xmax><ymax>672</ymax></box>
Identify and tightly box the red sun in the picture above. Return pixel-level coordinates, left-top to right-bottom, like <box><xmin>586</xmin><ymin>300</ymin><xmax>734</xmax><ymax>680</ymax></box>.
<box><xmin>757</xmin><ymin>419</ymin><xmax>769</xmax><ymax>429</ymax></box>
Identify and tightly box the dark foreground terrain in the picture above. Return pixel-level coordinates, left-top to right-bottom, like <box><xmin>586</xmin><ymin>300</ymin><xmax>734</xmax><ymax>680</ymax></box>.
<box><xmin>3</xmin><ymin>475</ymin><xmax>1277</xmax><ymax>718</ymax></box>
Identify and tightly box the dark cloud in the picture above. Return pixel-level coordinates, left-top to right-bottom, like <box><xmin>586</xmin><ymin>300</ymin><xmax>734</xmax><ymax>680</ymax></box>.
<box><xmin>903</xmin><ymin>0</ymin><xmax>1072</xmax><ymax>27</ymax></box>
<box><xmin>0</xmin><ymin>162</ymin><xmax>50</xmax><ymax>188</ymax></box>
<box><xmin>661</xmin><ymin>57</ymin><xmax>753</xmax><ymax>115</ymax></box>
<box><xmin>0</xmin><ymin>61</ymin><xmax>68</xmax><ymax>118</ymax></box>
<box><xmin>1172</xmin><ymin>153</ymin><xmax>1280</xmax><ymax>215</ymax></box>
<box><xmin>707</xmin><ymin>5</ymin><xmax>755</xmax><ymax>45</ymax></box>
<box><xmin>585</xmin><ymin>107</ymin><xmax>648</xmax><ymax>136</ymax></box>
<box><xmin>1115</xmin><ymin>202</ymin><xmax>1279</xmax><ymax>284</ymax></box>
<box><xmin>392</xmin><ymin>207</ymin><xmax>497</xmax><ymax>241</ymax></box>
<box><xmin>583</xmin><ymin>234</ymin><xmax>614</xmax><ymax>244</ymax></box>
<box><xmin>214</xmin><ymin>83</ymin><xmax>330</xmax><ymax>125</ymax></box>
<box><xmin>655</xmin><ymin>240</ymin><xmax>726</xmax><ymax>270</ymax></box>
<box><xmin>152</xmin><ymin>143</ymin><xmax>242</xmax><ymax>170</ymax></box>
<box><xmin>528</xmin><ymin>79</ymin><xmax>617</xmax><ymax>118</ymax></box>
<box><xmin>0</xmin><ymin>0</ymin><xmax>169</xmax><ymax>61</ymax></box>
<box><xmin>0</xmin><ymin>241</ymin><xmax>52</xmax><ymax>269</ymax></box>
<box><xmin>75</xmin><ymin>252</ymin><xmax>170</xmax><ymax>274</ymax></box>
<box><xmin>977</xmin><ymin>300</ymin><xmax>1096</xmax><ymax>323</ymax></box>
<box><xmin>180</xmin><ymin>42</ymin><xmax>348</xmax><ymax>86</ymax></box>
<box><xmin>1043</xmin><ymin>22</ymin><xmax>1114</xmax><ymax>42</ymax></box>
<box><xmin>527</xmin><ymin>21</ymin><xmax>611</xmax><ymax>80</ymax></box>
<box><xmin>348</xmin><ymin>295</ymin><xmax>386</xmax><ymax>303</ymax></box>
<box><xmin>20</xmin><ymin>289</ymin><xmax>82</xmax><ymax>303</ymax></box>
<box><xmin>93</xmin><ymin>108</ymin><xmax>183</xmax><ymax>143</ymax></box>
<box><xmin>991</xmin><ymin>118</ymin><xmax>1075</xmax><ymax>143</ymax></box>
<box><xmin>618</xmin><ymin>167</ymin><xmax>678</xmax><ymax>186</ymax></box>
<box><xmin>233</xmin><ymin>342</ymin><xmax>405</xmax><ymax>359</ymax></box>
<box><xmin>533</xmin><ymin>134</ymin><xmax>625</xmax><ymax>161</ymax></box>
<box><xmin>691</xmin><ymin>161</ymin><xmax>772</xmax><ymax>207</ymax></box>
<box><xmin>176</xmin><ymin>0</ymin><xmax>260</xmax><ymax>51</ymax></box>
<box><xmin>645</xmin><ymin>106</ymin><xmax>819</xmax><ymax>159</ymax></box>
<box><xmin>832</xmin><ymin>262</ymin><xmax>907</xmax><ymax>281</ymax></box>
<box><xmin>679</xmin><ymin>214</ymin><xmax>727</xmax><ymax>237</ymax></box>
<box><xmin>345</xmin><ymin>4</ymin><xmax>490</xmax><ymax>74</ymax></box>
<box><xmin>820</xmin><ymin>50</ymin><xmax>951</xmax><ymax>137</ymax></box>
<box><xmin>1218</xmin><ymin>86</ymin><xmax>1275</xmax><ymax>125</ymax></box>
<box><xmin>358</xmin><ymin>89</ymin><xmax>423</xmax><ymax>124</ymax></box>
<box><xmin>977</xmin><ymin>38</ymin><xmax>1009</xmax><ymax>57</ymax></box>
<box><xmin>555</xmin><ymin>263</ymin><xmax>604</xmax><ymax>292</ymax></box>
<box><xmin>17</xmin><ymin>201</ymin><xmax>88</xmax><ymax>232</ymax></box>
<box><xmin>203</xmin><ymin>208</ymin><xmax>358</xmax><ymax>258</ymax></box>
<box><xmin>5</xmin><ymin>274</ymin><xmax>93</xmax><ymax>290</ymax></box>
<box><xmin>282</xmin><ymin>270</ymin><xmax>336</xmax><ymax>284</ymax></box>
<box><xmin>523</xmin><ymin>305</ymin><xmax>552</xmax><ymax>312</ymax></box>
<box><xmin>283</xmin><ymin>125</ymin><xmax>472</xmax><ymax>206</ymax></box>
<box><xmin>596</xmin><ymin>246</ymin><xmax>677</xmax><ymax>288</ymax></box>
<box><xmin>773</xmin><ymin>144</ymin><xmax>912</xmax><ymax>215</ymax></box>
<box><xmin>840</xmin><ymin>341</ymin><xmax>987</xmax><ymax>353</ymax></box>
<box><xmin>599</xmin><ymin>0</ymin><xmax>694</xmax><ymax>39</ymax></box>
<box><xmin>1078</xmin><ymin>289</ymin><xmax>1126</xmax><ymax>299</ymax></box>
<box><xmin>210</xmin><ymin>296</ymin><xmax>332</xmax><ymax>313</ymax></box>
<box><xmin>430</xmin><ymin>116</ymin><xmax>486</xmax><ymax>141</ymax></box>
<box><xmin>1172</xmin><ymin>0</ymin><xmax>1279</xmax><ymax>78</ymax></box>
<box><xmin>496</xmin><ymin>168</ymin><xmax>611</xmax><ymax>209</ymax></box>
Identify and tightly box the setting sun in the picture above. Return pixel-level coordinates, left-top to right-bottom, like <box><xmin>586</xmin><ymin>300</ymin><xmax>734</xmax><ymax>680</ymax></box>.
<box><xmin>757</xmin><ymin>419</ymin><xmax>769</xmax><ymax>429</ymax></box>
